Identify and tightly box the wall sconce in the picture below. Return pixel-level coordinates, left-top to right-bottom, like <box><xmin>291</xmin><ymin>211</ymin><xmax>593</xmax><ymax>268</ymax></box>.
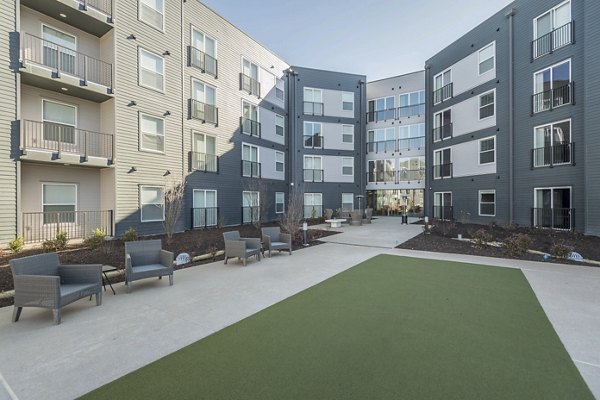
<box><xmin>128</xmin><ymin>100</ymin><xmax>137</xmax><ymax>107</ymax></box>
<box><xmin>163</xmin><ymin>50</ymin><xmax>171</xmax><ymax>56</ymax></box>
<box><xmin>128</xmin><ymin>166</ymin><xmax>137</xmax><ymax>173</ymax></box>
<box><xmin>127</xmin><ymin>34</ymin><xmax>136</xmax><ymax>40</ymax></box>
<box><xmin>164</xmin><ymin>170</ymin><xmax>171</xmax><ymax>176</ymax></box>
<box><xmin>164</xmin><ymin>111</ymin><xmax>171</xmax><ymax>116</ymax></box>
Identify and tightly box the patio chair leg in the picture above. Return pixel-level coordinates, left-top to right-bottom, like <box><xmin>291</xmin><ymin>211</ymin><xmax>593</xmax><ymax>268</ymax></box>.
<box><xmin>289</xmin><ymin>249</ymin><xmax>292</xmax><ymax>255</ymax></box>
<box><xmin>95</xmin><ymin>291</ymin><xmax>102</xmax><ymax>306</ymax></box>
<box><xmin>12</xmin><ymin>306</ymin><xmax>22</xmax><ymax>323</ymax></box>
<box><xmin>159</xmin><ymin>276</ymin><xmax>162</xmax><ymax>280</ymax></box>
<box><xmin>53</xmin><ymin>309</ymin><xmax>61</xmax><ymax>325</ymax></box>
<box><xmin>127</xmin><ymin>281</ymin><xmax>132</xmax><ymax>294</ymax></box>
<box><xmin>224</xmin><ymin>256</ymin><xmax>228</xmax><ymax>264</ymax></box>
<box><xmin>169</xmin><ymin>274</ymin><xmax>173</xmax><ymax>286</ymax></box>
<box><xmin>243</xmin><ymin>258</ymin><xmax>247</xmax><ymax>266</ymax></box>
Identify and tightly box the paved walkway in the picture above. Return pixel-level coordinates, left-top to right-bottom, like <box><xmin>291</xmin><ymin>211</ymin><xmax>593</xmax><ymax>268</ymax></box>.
<box><xmin>0</xmin><ymin>222</ymin><xmax>598</xmax><ymax>399</ymax></box>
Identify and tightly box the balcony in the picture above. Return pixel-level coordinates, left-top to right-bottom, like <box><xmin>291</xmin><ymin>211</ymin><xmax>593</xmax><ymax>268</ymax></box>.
<box><xmin>433</xmin><ymin>206</ymin><xmax>454</xmax><ymax>221</ymax></box>
<box><xmin>20</xmin><ymin>33</ymin><xmax>113</xmax><ymax>102</ymax></box>
<box><xmin>22</xmin><ymin>210</ymin><xmax>113</xmax><ymax>244</ymax></box>
<box><xmin>190</xmin><ymin>152</ymin><xmax>218</xmax><ymax>173</ymax></box>
<box><xmin>367</xmin><ymin>171</ymin><xmax>395</xmax><ymax>184</ymax></box>
<box><xmin>532</xmin><ymin>82</ymin><xmax>574</xmax><ymax>114</ymax></box>
<box><xmin>532</xmin><ymin>21</ymin><xmax>574</xmax><ymax>60</ymax></box>
<box><xmin>433</xmin><ymin>123</ymin><xmax>453</xmax><ymax>142</ymax></box>
<box><xmin>21</xmin><ymin>120</ymin><xmax>114</xmax><ymax>167</ymax></box>
<box><xmin>242</xmin><ymin>206</ymin><xmax>260</xmax><ymax>224</ymax></box>
<box><xmin>532</xmin><ymin>208</ymin><xmax>574</xmax><ymax>230</ymax></box>
<box><xmin>433</xmin><ymin>83</ymin><xmax>453</xmax><ymax>104</ymax></box>
<box><xmin>303</xmin><ymin>135</ymin><xmax>323</xmax><ymax>149</ymax></box>
<box><xmin>532</xmin><ymin>143</ymin><xmax>574</xmax><ymax>168</ymax></box>
<box><xmin>189</xmin><ymin>46</ymin><xmax>218</xmax><ymax>78</ymax></box>
<box><xmin>367</xmin><ymin>109</ymin><xmax>395</xmax><ymax>123</ymax></box>
<box><xmin>303</xmin><ymin>102</ymin><xmax>324</xmax><ymax>116</ymax></box>
<box><xmin>191</xmin><ymin>207</ymin><xmax>219</xmax><ymax>229</ymax></box>
<box><xmin>241</xmin><ymin>118</ymin><xmax>261</xmax><ymax>137</ymax></box>
<box><xmin>366</xmin><ymin>140</ymin><xmax>396</xmax><ymax>154</ymax></box>
<box><xmin>241</xmin><ymin>160</ymin><xmax>261</xmax><ymax>178</ymax></box>
<box><xmin>433</xmin><ymin>163</ymin><xmax>453</xmax><ymax>179</ymax></box>
<box><xmin>398</xmin><ymin>136</ymin><xmax>425</xmax><ymax>151</ymax></box>
<box><xmin>21</xmin><ymin>0</ymin><xmax>113</xmax><ymax>37</ymax></box>
<box><xmin>240</xmin><ymin>73</ymin><xmax>260</xmax><ymax>97</ymax></box>
<box><xmin>190</xmin><ymin>99</ymin><xmax>218</xmax><ymax>125</ymax></box>
<box><xmin>303</xmin><ymin>169</ymin><xmax>324</xmax><ymax>183</ymax></box>
<box><xmin>398</xmin><ymin>169</ymin><xmax>425</xmax><ymax>182</ymax></box>
<box><xmin>397</xmin><ymin>103</ymin><xmax>425</xmax><ymax>119</ymax></box>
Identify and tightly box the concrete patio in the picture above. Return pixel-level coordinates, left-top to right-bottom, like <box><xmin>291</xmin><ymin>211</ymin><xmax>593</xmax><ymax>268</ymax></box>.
<box><xmin>0</xmin><ymin>218</ymin><xmax>598</xmax><ymax>399</ymax></box>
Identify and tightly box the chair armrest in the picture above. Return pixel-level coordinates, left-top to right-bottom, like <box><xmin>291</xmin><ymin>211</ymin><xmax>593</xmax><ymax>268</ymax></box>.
<box><xmin>242</xmin><ymin>238</ymin><xmax>262</xmax><ymax>250</ymax></box>
<box><xmin>125</xmin><ymin>254</ymin><xmax>133</xmax><ymax>278</ymax></box>
<box><xmin>13</xmin><ymin>275</ymin><xmax>60</xmax><ymax>307</ymax></box>
<box><xmin>160</xmin><ymin>250</ymin><xmax>174</xmax><ymax>269</ymax></box>
<box><xmin>59</xmin><ymin>264</ymin><xmax>102</xmax><ymax>285</ymax></box>
<box><xmin>261</xmin><ymin>234</ymin><xmax>272</xmax><ymax>249</ymax></box>
<box><xmin>225</xmin><ymin>240</ymin><xmax>246</xmax><ymax>257</ymax></box>
<box><xmin>280</xmin><ymin>233</ymin><xmax>292</xmax><ymax>246</ymax></box>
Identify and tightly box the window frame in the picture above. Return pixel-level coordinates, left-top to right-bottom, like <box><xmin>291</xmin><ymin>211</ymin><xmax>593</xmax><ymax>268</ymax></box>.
<box><xmin>275</xmin><ymin>78</ymin><xmax>285</xmax><ymax>101</ymax></box>
<box><xmin>42</xmin><ymin>182</ymin><xmax>77</xmax><ymax>224</ymax></box>
<box><xmin>341</xmin><ymin>157</ymin><xmax>354</xmax><ymax>176</ymax></box>
<box><xmin>342</xmin><ymin>124</ymin><xmax>354</xmax><ymax>144</ymax></box>
<box><xmin>139</xmin><ymin>112</ymin><xmax>165</xmax><ymax>154</ymax></box>
<box><xmin>478</xmin><ymin>89</ymin><xmax>496</xmax><ymax>120</ymax></box>
<box><xmin>138</xmin><ymin>0</ymin><xmax>165</xmax><ymax>32</ymax></box>
<box><xmin>433</xmin><ymin>68</ymin><xmax>452</xmax><ymax>104</ymax></box>
<box><xmin>275</xmin><ymin>114</ymin><xmax>285</xmax><ymax>137</ymax></box>
<box><xmin>433</xmin><ymin>147</ymin><xmax>452</xmax><ymax>179</ymax></box>
<box><xmin>479</xmin><ymin>190</ymin><xmax>496</xmax><ymax>217</ymax></box>
<box><xmin>342</xmin><ymin>91</ymin><xmax>354</xmax><ymax>111</ymax></box>
<box><xmin>303</xmin><ymin>193</ymin><xmax>323</xmax><ymax>218</ymax></box>
<box><xmin>478</xmin><ymin>42</ymin><xmax>496</xmax><ymax>76</ymax></box>
<box><xmin>191</xmin><ymin>78</ymin><xmax>217</xmax><ymax>105</ymax></box>
<box><xmin>275</xmin><ymin>192</ymin><xmax>285</xmax><ymax>214</ymax></box>
<box><xmin>138</xmin><ymin>47</ymin><xmax>165</xmax><ymax>92</ymax></box>
<box><xmin>341</xmin><ymin>193</ymin><xmax>354</xmax><ymax>212</ymax></box>
<box><xmin>533</xmin><ymin>0</ymin><xmax>571</xmax><ymax>40</ymax></box>
<box><xmin>140</xmin><ymin>185</ymin><xmax>165</xmax><ymax>223</ymax></box>
<box><xmin>303</xmin><ymin>121</ymin><xmax>323</xmax><ymax>148</ymax></box>
<box><xmin>478</xmin><ymin>136</ymin><xmax>496</xmax><ymax>165</ymax></box>
<box><xmin>190</xmin><ymin>26</ymin><xmax>217</xmax><ymax>58</ymax></box>
<box><xmin>533</xmin><ymin>59</ymin><xmax>571</xmax><ymax>95</ymax></box>
<box><xmin>275</xmin><ymin>151</ymin><xmax>285</xmax><ymax>173</ymax></box>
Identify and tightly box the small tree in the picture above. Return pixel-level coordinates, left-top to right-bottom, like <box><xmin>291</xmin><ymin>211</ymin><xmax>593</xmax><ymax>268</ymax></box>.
<box><xmin>244</xmin><ymin>178</ymin><xmax>272</xmax><ymax>231</ymax></box>
<box><xmin>279</xmin><ymin>187</ymin><xmax>304</xmax><ymax>244</ymax></box>
<box><xmin>163</xmin><ymin>177</ymin><xmax>186</xmax><ymax>244</ymax></box>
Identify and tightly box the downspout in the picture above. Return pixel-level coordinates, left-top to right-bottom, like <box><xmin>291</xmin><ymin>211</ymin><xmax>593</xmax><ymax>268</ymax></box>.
<box><xmin>424</xmin><ymin>64</ymin><xmax>431</xmax><ymax>218</ymax></box>
<box><xmin>359</xmin><ymin>80</ymin><xmax>365</xmax><ymax>198</ymax></box>
<box><xmin>506</xmin><ymin>8</ymin><xmax>516</xmax><ymax>225</ymax></box>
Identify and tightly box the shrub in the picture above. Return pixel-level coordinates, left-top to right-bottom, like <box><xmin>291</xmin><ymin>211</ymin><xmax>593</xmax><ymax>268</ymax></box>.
<box><xmin>84</xmin><ymin>228</ymin><xmax>107</xmax><ymax>250</ymax></box>
<box><xmin>121</xmin><ymin>227</ymin><xmax>138</xmax><ymax>242</ymax></box>
<box><xmin>473</xmin><ymin>229</ymin><xmax>492</xmax><ymax>249</ymax></box>
<box><xmin>550</xmin><ymin>243</ymin><xmax>573</xmax><ymax>259</ymax></box>
<box><xmin>42</xmin><ymin>230</ymin><xmax>68</xmax><ymax>252</ymax></box>
<box><xmin>9</xmin><ymin>236</ymin><xmax>24</xmax><ymax>253</ymax></box>
<box><xmin>503</xmin><ymin>234</ymin><xmax>532</xmax><ymax>257</ymax></box>
<box><xmin>430</xmin><ymin>219</ymin><xmax>456</xmax><ymax>237</ymax></box>
<box><xmin>207</xmin><ymin>243</ymin><xmax>219</xmax><ymax>261</ymax></box>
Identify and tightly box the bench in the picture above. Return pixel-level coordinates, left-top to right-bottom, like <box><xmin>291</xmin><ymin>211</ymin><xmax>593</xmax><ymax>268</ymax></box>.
<box><xmin>325</xmin><ymin>219</ymin><xmax>346</xmax><ymax>228</ymax></box>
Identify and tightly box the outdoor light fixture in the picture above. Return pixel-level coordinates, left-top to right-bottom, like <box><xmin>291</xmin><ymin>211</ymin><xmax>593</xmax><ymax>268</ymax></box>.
<box><xmin>128</xmin><ymin>100</ymin><xmax>137</xmax><ymax>107</ymax></box>
<box><xmin>59</xmin><ymin>13</ymin><xmax>67</xmax><ymax>18</ymax></box>
<box><xmin>60</xmin><ymin>87</ymin><xmax>68</xmax><ymax>91</ymax></box>
<box><xmin>164</xmin><ymin>170</ymin><xmax>171</xmax><ymax>176</ymax></box>
<box><xmin>127</xmin><ymin>34</ymin><xmax>136</xmax><ymax>40</ymax></box>
<box><xmin>164</xmin><ymin>111</ymin><xmax>171</xmax><ymax>116</ymax></box>
<box><xmin>163</xmin><ymin>50</ymin><xmax>170</xmax><ymax>56</ymax></box>
<box><xmin>128</xmin><ymin>166</ymin><xmax>137</xmax><ymax>173</ymax></box>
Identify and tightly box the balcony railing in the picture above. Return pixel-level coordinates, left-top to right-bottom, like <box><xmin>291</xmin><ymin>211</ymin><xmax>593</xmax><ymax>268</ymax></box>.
<box><xmin>398</xmin><ymin>168</ymin><xmax>425</xmax><ymax>182</ymax></box>
<box><xmin>240</xmin><ymin>73</ymin><xmax>260</xmax><ymax>97</ymax></box>
<box><xmin>189</xmin><ymin>46</ymin><xmax>217</xmax><ymax>77</ymax></box>
<box><xmin>191</xmin><ymin>207</ymin><xmax>219</xmax><ymax>229</ymax></box>
<box><xmin>303</xmin><ymin>101</ymin><xmax>324</xmax><ymax>116</ymax></box>
<box><xmin>367</xmin><ymin>171</ymin><xmax>395</xmax><ymax>184</ymax></box>
<box><xmin>190</xmin><ymin>99</ymin><xmax>218</xmax><ymax>125</ymax></box>
<box><xmin>433</xmin><ymin>83</ymin><xmax>453</xmax><ymax>104</ymax></box>
<box><xmin>532</xmin><ymin>21</ymin><xmax>574</xmax><ymax>60</ymax></box>
<box><xmin>242</xmin><ymin>206</ymin><xmax>260</xmax><ymax>224</ymax></box>
<box><xmin>241</xmin><ymin>160</ymin><xmax>261</xmax><ymax>178</ymax></box>
<box><xmin>433</xmin><ymin>206</ymin><xmax>453</xmax><ymax>221</ymax></box>
<box><xmin>303</xmin><ymin>135</ymin><xmax>323</xmax><ymax>149</ymax></box>
<box><xmin>532</xmin><ymin>143</ymin><xmax>574</xmax><ymax>168</ymax></box>
<box><xmin>22</xmin><ymin>210</ymin><xmax>113</xmax><ymax>244</ymax></box>
<box><xmin>433</xmin><ymin>123</ymin><xmax>453</xmax><ymax>141</ymax></box>
<box><xmin>81</xmin><ymin>0</ymin><xmax>113</xmax><ymax>17</ymax></box>
<box><xmin>303</xmin><ymin>169</ymin><xmax>324</xmax><ymax>182</ymax></box>
<box><xmin>367</xmin><ymin>140</ymin><xmax>396</xmax><ymax>153</ymax></box>
<box><xmin>22</xmin><ymin>120</ymin><xmax>114</xmax><ymax>161</ymax></box>
<box><xmin>398</xmin><ymin>136</ymin><xmax>425</xmax><ymax>151</ymax></box>
<box><xmin>433</xmin><ymin>163</ymin><xmax>453</xmax><ymax>179</ymax></box>
<box><xmin>532</xmin><ymin>82</ymin><xmax>574</xmax><ymax>114</ymax></box>
<box><xmin>397</xmin><ymin>103</ymin><xmax>425</xmax><ymax>118</ymax></box>
<box><xmin>190</xmin><ymin>152</ymin><xmax>218</xmax><ymax>173</ymax></box>
<box><xmin>241</xmin><ymin>117</ymin><xmax>261</xmax><ymax>137</ymax></box>
<box><xmin>367</xmin><ymin>109</ymin><xmax>396</xmax><ymax>122</ymax></box>
<box><xmin>21</xmin><ymin>33</ymin><xmax>113</xmax><ymax>88</ymax></box>
<box><xmin>532</xmin><ymin>208</ymin><xmax>574</xmax><ymax>230</ymax></box>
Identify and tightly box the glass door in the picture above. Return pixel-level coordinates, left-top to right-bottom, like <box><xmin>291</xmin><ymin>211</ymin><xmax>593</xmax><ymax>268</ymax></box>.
<box><xmin>42</xmin><ymin>25</ymin><xmax>76</xmax><ymax>75</ymax></box>
<box><xmin>42</xmin><ymin>100</ymin><xmax>77</xmax><ymax>151</ymax></box>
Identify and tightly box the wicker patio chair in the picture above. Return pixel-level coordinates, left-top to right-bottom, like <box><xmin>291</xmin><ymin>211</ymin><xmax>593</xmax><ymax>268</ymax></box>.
<box><xmin>261</xmin><ymin>227</ymin><xmax>292</xmax><ymax>257</ymax></box>
<box><xmin>223</xmin><ymin>231</ymin><xmax>262</xmax><ymax>266</ymax></box>
<box><xmin>324</xmin><ymin>209</ymin><xmax>334</xmax><ymax>219</ymax></box>
<box><xmin>124</xmin><ymin>240</ymin><xmax>174</xmax><ymax>293</ymax></box>
<box><xmin>363</xmin><ymin>208</ymin><xmax>373</xmax><ymax>224</ymax></box>
<box><xmin>10</xmin><ymin>253</ymin><xmax>102</xmax><ymax>325</ymax></box>
<box><xmin>350</xmin><ymin>210</ymin><xmax>363</xmax><ymax>226</ymax></box>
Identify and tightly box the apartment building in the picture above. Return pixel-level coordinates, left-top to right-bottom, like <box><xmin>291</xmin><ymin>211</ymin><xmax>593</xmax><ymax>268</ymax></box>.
<box><xmin>366</xmin><ymin>71</ymin><xmax>425</xmax><ymax>217</ymax></box>
<box><xmin>426</xmin><ymin>0</ymin><xmax>600</xmax><ymax>236</ymax></box>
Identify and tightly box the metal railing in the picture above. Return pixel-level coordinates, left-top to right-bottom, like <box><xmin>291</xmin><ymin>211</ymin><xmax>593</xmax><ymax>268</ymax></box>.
<box><xmin>398</xmin><ymin>103</ymin><xmax>425</xmax><ymax>118</ymax></box>
<box><xmin>303</xmin><ymin>101</ymin><xmax>324</xmax><ymax>116</ymax></box>
<box><xmin>433</xmin><ymin>163</ymin><xmax>453</xmax><ymax>179</ymax></box>
<box><xmin>80</xmin><ymin>0</ymin><xmax>113</xmax><ymax>17</ymax></box>
<box><xmin>366</xmin><ymin>140</ymin><xmax>396</xmax><ymax>153</ymax></box>
<box><xmin>242</xmin><ymin>206</ymin><xmax>260</xmax><ymax>224</ymax></box>
<box><xmin>241</xmin><ymin>160</ymin><xmax>261</xmax><ymax>178</ymax></box>
<box><xmin>532</xmin><ymin>142</ymin><xmax>574</xmax><ymax>168</ymax></box>
<box><xmin>367</xmin><ymin>109</ymin><xmax>396</xmax><ymax>122</ymax></box>
<box><xmin>21</xmin><ymin>33</ymin><xmax>113</xmax><ymax>88</ymax></box>
<box><xmin>190</xmin><ymin>152</ymin><xmax>218</xmax><ymax>173</ymax></box>
<box><xmin>532</xmin><ymin>21</ymin><xmax>574</xmax><ymax>60</ymax></box>
<box><xmin>398</xmin><ymin>168</ymin><xmax>425</xmax><ymax>182</ymax></box>
<box><xmin>22</xmin><ymin>210</ymin><xmax>113</xmax><ymax>244</ymax></box>
<box><xmin>189</xmin><ymin>46</ymin><xmax>217</xmax><ymax>77</ymax></box>
<box><xmin>190</xmin><ymin>99</ymin><xmax>218</xmax><ymax>125</ymax></box>
<box><xmin>433</xmin><ymin>123</ymin><xmax>453</xmax><ymax>141</ymax></box>
<box><xmin>398</xmin><ymin>136</ymin><xmax>425</xmax><ymax>151</ymax></box>
<box><xmin>303</xmin><ymin>169</ymin><xmax>324</xmax><ymax>182</ymax></box>
<box><xmin>532</xmin><ymin>82</ymin><xmax>574</xmax><ymax>114</ymax></box>
<box><xmin>433</xmin><ymin>206</ymin><xmax>453</xmax><ymax>221</ymax></box>
<box><xmin>240</xmin><ymin>73</ymin><xmax>260</xmax><ymax>97</ymax></box>
<box><xmin>367</xmin><ymin>171</ymin><xmax>395</xmax><ymax>184</ymax></box>
<box><xmin>241</xmin><ymin>117</ymin><xmax>261</xmax><ymax>137</ymax></box>
<box><xmin>532</xmin><ymin>208</ymin><xmax>574</xmax><ymax>230</ymax></box>
<box><xmin>433</xmin><ymin>83</ymin><xmax>453</xmax><ymax>104</ymax></box>
<box><xmin>191</xmin><ymin>207</ymin><xmax>219</xmax><ymax>229</ymax></box>
<box><xmin>22</xmin><ymin>120</ymin><xmax>114</xmax><ymax>160</ymax></box>
<box><xmin>303</xmin><ymin>135</ymin><xmax>323</xmax><ymax>149</ymax></box>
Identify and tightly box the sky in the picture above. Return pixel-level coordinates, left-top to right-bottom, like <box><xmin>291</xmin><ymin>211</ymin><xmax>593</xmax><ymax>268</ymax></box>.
<box><xmin>200</xmin><ymin>0</ymin><xmax>514</xmax><ymax>81</ymax></box>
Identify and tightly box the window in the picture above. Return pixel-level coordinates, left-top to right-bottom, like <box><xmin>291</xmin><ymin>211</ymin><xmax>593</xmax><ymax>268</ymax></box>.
<box><xmin>341</xmin><ymin>193</ymin><xmax>354</xmax><ymax>212</ymax></box>
<box><xmin>367</xmin><ymin>127</ymin><xmax>395</xmax><ymax>153</ymax></box>
<box><xmin>342</xmin><ymin>92</ymin><xmax>354</xmax><ymax>111</ymax></box>
<box><xmin>41</xmin><ymin>25</ymin><xmax>76</xmax><ymax>75</ymax></box>
<box><xmin>534</xmin><ymin>187</ymin><xmax>572</xmax><ymax>230</ymax></box>
<box><xmin>434</xmin><ymin>148</ymin><xmax>452</xmax><ymax>179</ymax></box>
<box><xmin>242</xmin><ymin>191</ymin><xmax>260</xmax><ymax>224</ymax></box>
<box><xmin>342</xmin><ymin>157</ymin><xmax>353</xmax><ymax>176</ymax></box>
<box><xmin>193</xmin><ymin>190</ymin><xmax>217</xmax><ymax>227</ymax></box>
<box><xmin>191</xmin><ymin>80</ymin><xmax>217</xmax><ymax>124</ymax></box>
<box><xmin>304</xmin><ymin>122</ymin><xmax>323</xmax><ymax>148</ymax></box>
<box><xmin>398</xmin><ymin>157</ymin><xmax>425</xmax><ymax>181</ymax></box>
<box><xmin>433</xmin><ymin>69</ymin><xmax>452</xmax><ymax>103</ymax></box>
<box><xmin>139</xmin><ymin>0</ymin><xmax>164</xmax><ymax>30</ymax></box>
<box><xmin>342</xmin><ymin>125</ymin><xmax>354</xmax><ymax>144</ymax></box>
<box><xmin>479</xmin><ymin>190</ymin><xmax>496</xmax><ymax>216</ymax></box>
<box><xmin>139</xmin><ymin>113</ymin><xmax>165</xmax><ymax>153</ymax></box>
<box><xmin>42</xmin><ymin>183</ymin><xmax>76</xmax><ymax>224</ymax></box>
<box><xmin>533</xmin><ymin>120</ymin><xmax>571</xmax><ymax>167</ymax></box>
<box><xmin>368</xmin><ymin>159</ymin><xmax>394</xmax><ymax>183</ymax></box>
<box><xmin>275</xmin><ymin>192</ymin><xmax>285</xmax><ymax>214</ymax></box>
<box><xmin>433</xmin><ymin>109</ymin><xmax>452</xmax><ymax>141</ymax></box>
<box><xmin>399</xmin><ymin>90</ymin><xmax>425</xmax><ymax>117</ymax></box>
<box><xmin>479</xmin><ymin>137</ymin><xmax>495</xmax><ymax>164</ymax></box>
<box><xmin>304</xmin><ymin>156</ymin><xmax>323</xmax><ymax>182</ymax></box>
<box><xmin>140</xmin><ymin>186</ymin><xmax>164</xmax><ymax>222</ymax></box>
<box><xmin>478</xmin><ymin>43</ymin><xmax>495</xmax><ymax>75</ymax></box>
<box><xmin>304</xmin><ymin>88</ymin><xmax>323</xmax><ymax>115</ymax></box>
<box><xmin>304</xmin><ymin>193</ymin><xmax>323</xmax><ymax>218</ymax></box>
<box><xmin>368</xmin><ymin>96</ymin><xmax>395</xmax><ymax>122</ymax></box>
<box><xmin>398</xmin><ymin>123</ymin><xmax>425</xmax><ymax>150</ymax></box>
<box><xmin>533</xmin><ymin>60</ymin><xmax>571</xmax><ymax>113</ymax></box>
<box><xmin>192</xmin><ymin>132</ymin><xmax>217</xmax><ymax>172</ymax></box>
<box><xmin>241</xmin><ymin>58</ymin><xmax>260</xmax><ymax>96</ymax></box>
<box><xmin>242</xmin><ymin>143</ymin><xmax>259</xmax><ymax>177</ymax></box>
<box><xmin>534</xmin><ymin>1</ymin><xmax>572</xmax><ymax>58</ymax></box>
<box><xmin>275</xmin><ymin>114</ymin><xmax>285</xmax><ymax>136</ymax></box>
<box><xmin>275</xmin><ymin>151</ymin><xmax>284</xmax><ymax>173</ymax></box>
<box><xmin>434</xmin><ymin>192</ymin><xmax>453</xmax><ymax>220</ymax></box>
<box><xmin>479</xmin><ymin>91</ymin><xmax>495</xmax><ymax>119</ymax></box>
<box><xmin>191</xmin><ymin>28</ymin><xmax>217</xmax><ymax>76</ymax></box>
<box><xmin>42</xmin><ymin>99</ymin><xmax>76</xmax><ymax>144</ymax></box>
<box><xmin>139</xmin><ymin>48</ymin><xmax>164</xmax><ymax>91</ymax></box>
<box><xmin>275</xmin><ymin>78</ymin><xmax>285</xmax><ymax>101</ymax></box>
<box><xmin>242</xmin><ymin>101</ymin><xmax>259</xmax><ymax>136</ymax></box>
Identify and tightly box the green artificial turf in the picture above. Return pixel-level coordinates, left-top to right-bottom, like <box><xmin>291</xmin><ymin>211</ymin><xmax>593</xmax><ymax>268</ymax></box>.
<box><xmin>81</xmin><ymin>255</ymin><xmax>594</xmax><ymax>400</ymax></box>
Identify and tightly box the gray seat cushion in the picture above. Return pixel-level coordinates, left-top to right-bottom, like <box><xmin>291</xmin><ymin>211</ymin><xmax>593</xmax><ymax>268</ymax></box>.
<box><xmin>271</xmin><ymin>241</ymin><xmax>289</xmax><ymax>248</ymax></box>
<box><xmin>60</xmin><ymin>283</ymin><xmax>98</xmax><ymax>306</ymax></box>
<box><xmin>132</xmin><ymin>264</ymin><xmax>168</xmax><ymax>273</ymax></box>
